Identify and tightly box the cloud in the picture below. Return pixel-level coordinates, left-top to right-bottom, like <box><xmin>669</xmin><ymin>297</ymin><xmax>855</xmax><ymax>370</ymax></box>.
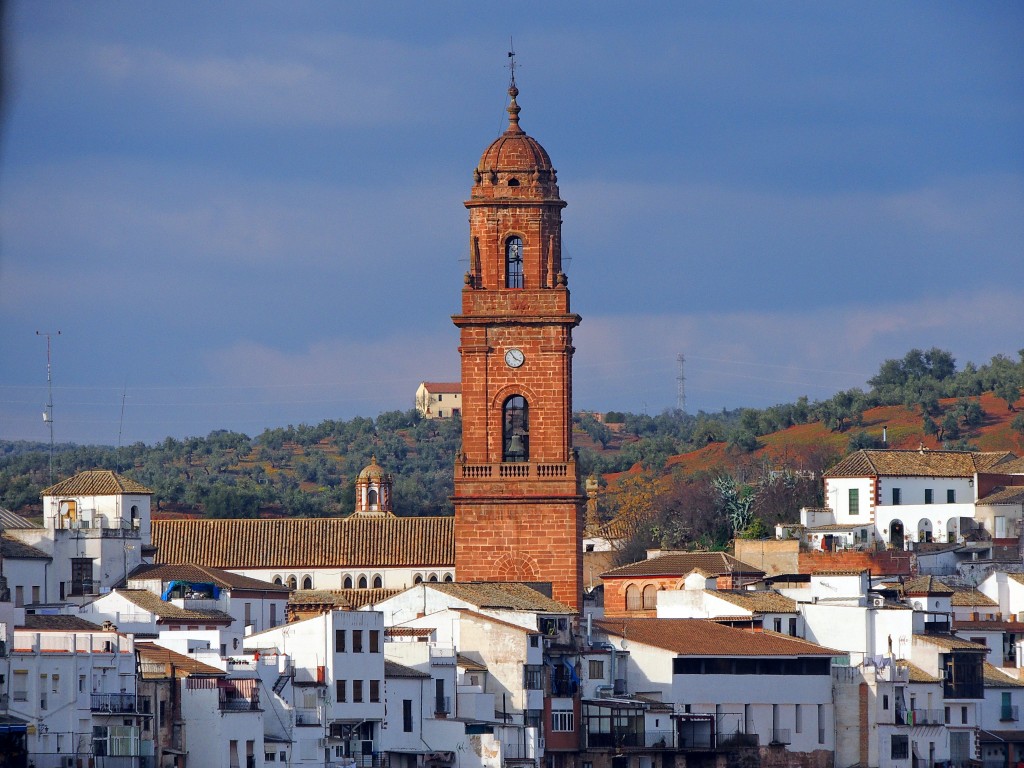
<box><xmin>573</xmin><ymin>290</ymin><xmax>1024</xmax><ymax>414</ymax></box>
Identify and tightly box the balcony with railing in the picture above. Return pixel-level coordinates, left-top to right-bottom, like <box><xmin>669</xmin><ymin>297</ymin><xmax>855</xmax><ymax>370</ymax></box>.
<box><xmin>220</xmin><ymin>695</ymin><xmax>260</xmax><ymax>712</ymax></box>
<box><xmin>434</xmin><ymin>696</ymin><xmax>451</xmax><ymax>716</ymax></box>
<box><xmin>1002</xmin><ymin>705</ymin><xmax>1020</xmax><ymax>722</ymax></box>
<box><xmin>295</xmin><ymin>707</ymin><xmax>321</xmax><ymax>726</ymax></box>
<box><xmin>91</xmin><ymin>693</ymin><xmax>148</xmax><ymax>714</ymax></box>
<box><xmin>459</xmin><ymin>462</ymin><xmax>572</xmax><ymax>481</ymax></box>
<box><xmin>13</xmin><ymin>631</ymin><xmax>131</xmax><ymax>655</ymax></box>
<box><xmin>909</xmin><ymin>709</ymin><xmax>945</xmax><ymax>725</ymax></box>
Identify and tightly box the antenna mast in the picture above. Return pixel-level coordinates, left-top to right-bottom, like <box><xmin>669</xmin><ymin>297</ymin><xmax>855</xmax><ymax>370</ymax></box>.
<box><xmin>677</xmin><ymin>353</ymin><xmax>687</xmax><ymax>413</ymax></box>
<box><xmin>37</xmin><ymin>330</ymin><xmax>61</xmax><ymax>484</ymax></box>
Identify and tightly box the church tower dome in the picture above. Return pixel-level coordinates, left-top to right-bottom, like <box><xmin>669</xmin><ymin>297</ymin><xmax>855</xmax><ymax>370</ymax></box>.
<box><xmin>353</xmin><ymin>455</ymin><xmax>394</xmax><ymax>517</ymax></box>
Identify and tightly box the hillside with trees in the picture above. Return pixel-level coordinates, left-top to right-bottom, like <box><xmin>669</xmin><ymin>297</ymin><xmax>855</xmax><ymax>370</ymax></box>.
<box><xmin>1</xmin><ymin>348</ymin><xmax>1021</xmax><ymax>527</ymax></box>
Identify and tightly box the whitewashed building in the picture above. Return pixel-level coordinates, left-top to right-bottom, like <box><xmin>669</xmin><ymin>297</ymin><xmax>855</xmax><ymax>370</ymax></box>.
<box><xmin>7</xmin><ymin>470</ymin><xmax>151</xmax><ymax>603</ymax></box>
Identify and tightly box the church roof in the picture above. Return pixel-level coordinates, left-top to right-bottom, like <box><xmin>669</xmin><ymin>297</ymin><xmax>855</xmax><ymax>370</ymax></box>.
<box><xmin>357</xmin><ymin>455</ymin><xmax>390</xmax><ymax>482</ymax></box>
<box><xmin>477</xmin><ymin>85</ymin><xmax>553</xmax><ymax>173</ymax></box>
<box><xmin>824</xmin><ymin>449</ymin><xmax>1017</xmax><ymax>479</ymax></box>
<box><xmin>42</xmin><ymin>469</ymin><xmax>152</xmax><ymax>497</ymax></box>
<box><xmin>152</xmin><ymin>516</ymin><xmax>454</xmax><ymax>569</ymax></box>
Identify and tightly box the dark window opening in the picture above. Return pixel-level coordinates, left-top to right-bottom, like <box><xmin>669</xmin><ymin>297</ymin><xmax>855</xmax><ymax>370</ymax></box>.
<box><xmin>506</xmin><ymin>236</ymin><xmax>524</xmax><ymax>289</ymax></box>
<box><xmin>502</xmin><ymin>395</ymin><xmax>529</xmax><ymax>462</ymax></box>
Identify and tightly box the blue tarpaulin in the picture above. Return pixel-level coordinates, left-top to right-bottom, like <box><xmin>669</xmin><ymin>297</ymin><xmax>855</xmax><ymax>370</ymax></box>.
<box><xmin>161</xmin><ymin>581</ymin><xmax>220</xmax><ymax>601</ymax></box>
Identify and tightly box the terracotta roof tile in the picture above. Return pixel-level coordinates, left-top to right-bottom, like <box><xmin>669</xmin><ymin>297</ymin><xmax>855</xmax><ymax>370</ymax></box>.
<box><xmin>709</xmin><ymin>590</ymin><xmax>798</xmax><ymax>614</ymax></box>
<box><xmin>387</xmin><ymin>627</ymin><xmax>434</xmax><ymax>638</ymax></box>
<box><xmin>421</xmin><ymin>382</ymin><xmax>462</xmax><ymax>393</ymax></box>
<box><xmin>21</xmin><ymin>615</ymin><xmax>105</xmax><ymax>631</ymax></box>
<box><xmin>949</xmin><ymin>586</ymin><xmax>998</xmax><ymax>607</ymax></box>
<box><xmin>895</xmin><ymin>660</ymin><xmax>942</xmax><ymax>683</ymax></box>
<box><xmin>152</xmin><ymin>517</ymin><xmax>454</xmax><ymax>569</ymax></box>
<box><xmin>602</xmin><ymin>552</ymin><xmax>764</xmax><ymax>579</ymax></box>
<box><xmin>117</xmin><ymin>590</ymin><xmax>234</xmax><ymax>622</ymax></box>
<box><xmin>457</xmin><ymin>653</ymin><xmax>487</xmax><ymax>671</ymax></box>
<box><xmin>995</xmin><ymin>457</ymin><xmax>1024</xmax><ymax>474</ymax></box>
<box><xmin>2</xmin><ymin>535</ymin><xmax>50</xmax><ymax>560</ymax></box>
<box><xmin>385</xmin><ymin>660</ymin><xmax>430</xmax><ymax>679</ymax></box>
<box><xmin>455</xmin><ymin>608</ymin><xmax>539</xmax><ymax>633</ymax></box>
<box><xmin>42</xmin><ymin>470</ymin><xmax>152</xmax><ymax>497</ymax></box>
<box><xmin>136</xmin><ymin>641</ymin><xmax>226</xmax><ymax>678</ymax></box>
<box><xmin>978</xmin><ymin>487</ymin><xmax>1024</xmax><ymax>506</ymax></box>
<box><xmin>913</xmin><ymin>633</ymin><xmax>987</xmax><ymax>651</ymax></box>
<box><xmin>428</xmin><ymin>582</ymin><xmax>574</xmax><ymax>613</ymax></box>
<box><xmin>824</xmin><ymin>450</ymin><xmax>1017</xmax><ymax>479</ymax></box>
<box><xmin>984</xmin><ymin>663</ymin><xmax>1024</xmax><ymax>688</ymax></box>
<box><xmin>594</xmin><ymin>618</ymin><xmax>839</xmax><ymax>657</ymax></box>
<box><xmin>902</xmin><ymin>576</ymin><xmax>955</xmax><ymax>596</ymax></box>
<box><xmin>290</xmin><ymin>593</ymin><xmax>401</xmax><ymax>610</ymax></box>
<box><xmin>130</xmin><ymin>564</ymin><xmax>289</xmax><ymax>592</ymax></box>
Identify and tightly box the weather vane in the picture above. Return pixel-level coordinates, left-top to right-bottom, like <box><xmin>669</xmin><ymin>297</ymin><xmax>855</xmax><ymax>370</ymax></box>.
<box><xmin>507</xmin><ymin>38</ymin><xmax>517</xmax><ymax>88</ymax></box>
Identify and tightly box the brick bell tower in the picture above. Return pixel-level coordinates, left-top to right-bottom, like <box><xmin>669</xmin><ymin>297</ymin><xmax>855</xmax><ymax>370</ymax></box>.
<box><xmin>453</xmin><ymin>77</ymin><xmax>584</xmax><ymax>610</ymax></box>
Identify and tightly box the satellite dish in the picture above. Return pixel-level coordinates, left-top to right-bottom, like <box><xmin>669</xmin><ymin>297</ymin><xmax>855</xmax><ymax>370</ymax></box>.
<box><xmin>913</xmin><ymin>601</ymin><xmax>923</xmax><ymax>611</ymax></box>
<box><xmin>619</xmin><ymin>638</ymin><xmax>629</xmax><ymax>650</ymax></box>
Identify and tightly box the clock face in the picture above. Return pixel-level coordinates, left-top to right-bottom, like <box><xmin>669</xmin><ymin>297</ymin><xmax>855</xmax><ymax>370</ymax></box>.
<box><xmin>504</xmin><ymin>348</ymin><xmax>525</xmax><ymax>368</ymax></box>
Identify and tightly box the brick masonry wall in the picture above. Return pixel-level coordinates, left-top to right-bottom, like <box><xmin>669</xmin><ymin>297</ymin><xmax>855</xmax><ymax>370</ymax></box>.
<box><xmin>454</xmin><ymin>495</ymin><xmax>584</xmax><ymax>610</ymax></box>
<box><xmin>797</xmin><ymin>549</ymin><xmax>913</xmax><ymax>576</ymax></box>
<box><xmin>454</xmin><ymin>128</ymin><xmax>583</xmax><ymax>610</ymax></box>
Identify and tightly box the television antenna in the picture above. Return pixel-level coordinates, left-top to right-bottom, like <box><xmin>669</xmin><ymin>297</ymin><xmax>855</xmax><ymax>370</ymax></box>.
<box><xmin>36</xmin><ymin>330</ymin><xmax>61</xmax><ymax>484</ymax></box>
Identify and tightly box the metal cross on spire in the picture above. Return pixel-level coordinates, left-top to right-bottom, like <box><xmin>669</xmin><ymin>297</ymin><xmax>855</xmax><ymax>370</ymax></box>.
<box><xmin>507</xmin><ymin>38</ymin><xmax>517</xmax><ymax>88</ymax></box>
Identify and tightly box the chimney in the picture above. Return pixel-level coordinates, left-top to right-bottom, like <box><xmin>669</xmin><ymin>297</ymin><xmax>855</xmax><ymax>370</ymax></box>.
<box><xmin>882</xmin><ymin>425</ymin><xmax>888</xmax><ymax>445</ymax></box>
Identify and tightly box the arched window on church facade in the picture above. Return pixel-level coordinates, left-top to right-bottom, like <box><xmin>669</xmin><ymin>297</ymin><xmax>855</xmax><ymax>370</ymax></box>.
<box><xmin>343</xmin><ymin>576</ymin><xmax>353</xmax><ymax>589</ymax></box>
<box><xmin>506</xmin><ymin>236</ymin><xmax>524</xmax><ymax>288</ymax></box>
<box><xmin>502</xmin><ymin>395</ymin><xmax>529</xmax><ymax>462</ymax></box>
<box><xmin>625</xmin><ymin>584</ymin><xmax>641</xmax><ymax>611</ymax></box>
<box><xmin>642</xmin><ymin>584</ymin><xmax>658</xmax><ymax>610</ymax></box>
<box><xmin>367</xmin><ymin>489</ymin><xmax>378</xmax><ymax>509</ymax></box>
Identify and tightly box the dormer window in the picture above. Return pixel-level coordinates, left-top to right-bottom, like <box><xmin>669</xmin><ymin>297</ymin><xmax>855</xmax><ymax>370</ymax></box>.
<box><xmin>506</xmin><ymin>236</ymin><xmax>524</xmax><ymax>288</ymax></box>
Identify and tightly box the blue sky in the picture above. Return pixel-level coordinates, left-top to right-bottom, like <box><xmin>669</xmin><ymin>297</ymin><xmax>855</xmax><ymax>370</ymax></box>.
<box><xmin>1</xmin><ymin>2</ymin><xmax>1022</xmax><ymax>445</ymax></box>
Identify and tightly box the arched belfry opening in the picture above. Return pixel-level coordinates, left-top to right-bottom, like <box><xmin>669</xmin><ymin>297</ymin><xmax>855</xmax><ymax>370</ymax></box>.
<box><xmin>502</xmin><ymin>395</ymin><xmax>529</xmax><ymax>462</ymax></box>
<box><xmin>506</xmin><ymin>236</ymin><xmax>524</xmax><ymax>288</ymax></box>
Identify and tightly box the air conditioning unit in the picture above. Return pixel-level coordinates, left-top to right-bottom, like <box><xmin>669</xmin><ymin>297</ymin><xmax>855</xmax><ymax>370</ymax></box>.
<box><xmin>317</xmin><ymin>737</ymin><xmax>328</xmax><ymax>748</ymax></box>
<box><xmin>872</xmin><ymin>597</ymin><xmax>885</xmax><ymax>607</ymax></box>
